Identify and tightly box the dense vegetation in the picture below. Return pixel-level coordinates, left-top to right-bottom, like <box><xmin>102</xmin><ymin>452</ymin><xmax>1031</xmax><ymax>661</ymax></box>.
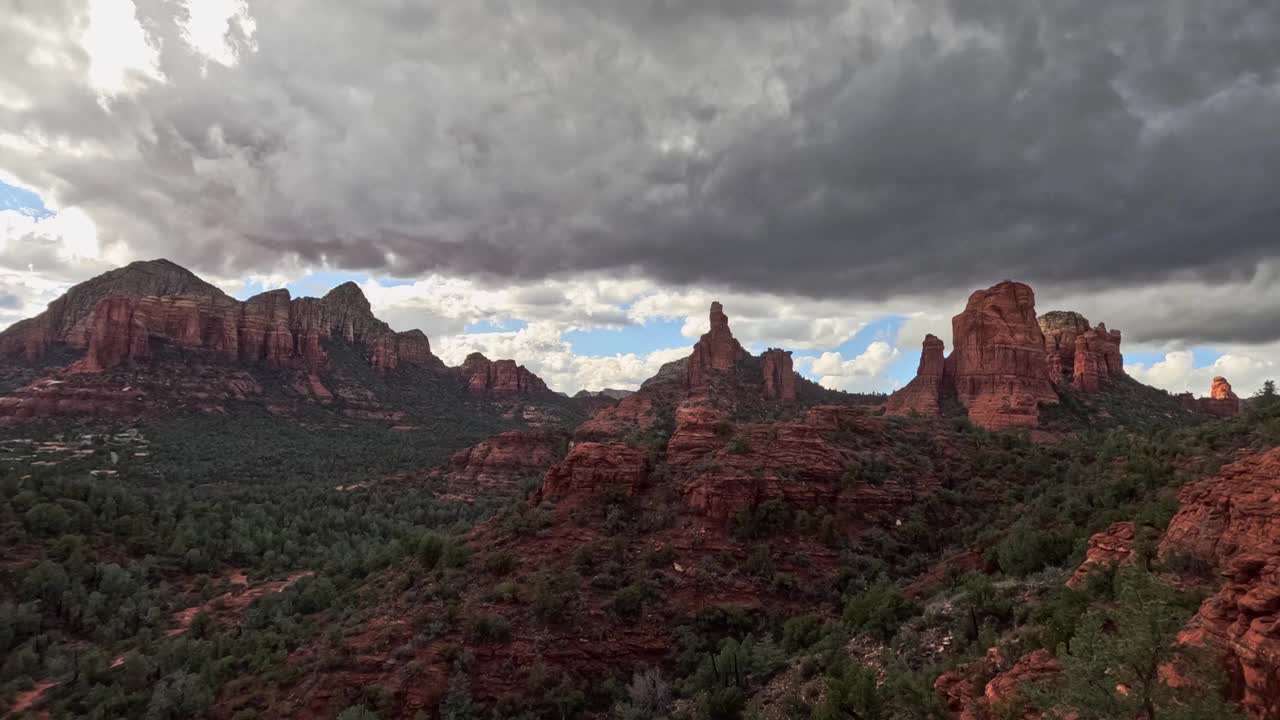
<box><xmin>3</xmin><ymin>382</ymin><xmax>1277</xmax><ymax>719</ymax></box>
<box><xmin>0</xmin><ymin>406</ymin><xmax>525</xmax><ymax>718</ymax></box>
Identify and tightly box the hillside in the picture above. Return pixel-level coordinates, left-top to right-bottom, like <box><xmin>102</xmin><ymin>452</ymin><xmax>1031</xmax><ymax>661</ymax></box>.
<box><xmin>1</xmin><ymin>273</ymin><xmax>1276</xmax><ymax>720</ymax></box>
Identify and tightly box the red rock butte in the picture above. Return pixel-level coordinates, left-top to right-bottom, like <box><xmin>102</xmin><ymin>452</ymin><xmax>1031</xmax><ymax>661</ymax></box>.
<box><xmin>887</xmin><ymin>281</ymin><xmax>1130</xmax><ymax>430</ymax></box>
<box><xmin>1178</xmin><ymin>376</ymin><xmax>1242</xmax><ymax>418</ymax></box>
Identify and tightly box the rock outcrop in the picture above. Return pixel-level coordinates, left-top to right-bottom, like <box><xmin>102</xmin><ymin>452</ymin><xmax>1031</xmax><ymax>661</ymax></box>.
<box><xmin>1066</xmin><ymin>521</ymin><xmax>1137</xmax><ymax>588</ymax></box>
<box><xmin>439</xmin><ymin>431</ymin><xmax>568</xmax><ymax>494</ymax></box>
<box><xmin>889</xmin><ymin>281</ymin><xmax>1058</xmax><ymax>429</ymax></box>
<box><xmin>760</xmin><ymin>348</ymin><xmax>797</xmax><ymax>401</ymax></box>
<box><xmin>936</xmin><ymin>649</ymin><xmax>1060</xmax><ymax>720</ymax></box>
<box><xmin>686</xmin><ymin>301</ymin><xmax>746</xmax><ymax>392</ymax></box>
<box><xmin>0</xmin><ymin>260</ymin><xmax>446</xmax><ymax>375</ymax></box>
<box><xmin>949</xmin><ymin>282</ymin><xmax>1058</xmax><ymax>429</ymax></box>
<box><xmin>1038</xmin><ymin>312</ymin><xmax>1125</xmax><ymax>392</ymax></box>
<box><xmin>458</xmin><ymin>353</ymin><xmax>550</xmax><ymax>396</ymax></box>
<box><xmin>1071</xmin><ymin>324</ymin><xmax>1124</xmax><ymax>392</ymax></box>
<box><xmin>885</xmin><ymin>334</ymin><xmax>945</xmax><ymax>417</ymax></box>
<box><xmin>539</xmin><ymin>443</ymin><xmax>651</xmax><ymax>501</ymax></box>
<box><xmin>1160</xmin><ymin>448</ymin><xmax>1280</xmax><ymax>718</ymax></box>
<box><xmin>1179</xmin><ymin>377</ymin><xmax>1242</xmax><ymax>418</ymax></box>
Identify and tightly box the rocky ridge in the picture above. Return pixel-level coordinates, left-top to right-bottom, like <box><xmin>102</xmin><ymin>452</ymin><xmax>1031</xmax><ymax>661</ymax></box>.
<box><xmin>888</xmin><ymin>281</ymin><xmax>1137</xmax><ymax>430</ymax></box>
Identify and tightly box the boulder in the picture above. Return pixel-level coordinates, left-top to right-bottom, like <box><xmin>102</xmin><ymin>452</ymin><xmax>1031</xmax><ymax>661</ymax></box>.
<box><xmin>1067</xmin><ymin>521</ymin><xmax>1137</xmax><ymax>588</ymax></box>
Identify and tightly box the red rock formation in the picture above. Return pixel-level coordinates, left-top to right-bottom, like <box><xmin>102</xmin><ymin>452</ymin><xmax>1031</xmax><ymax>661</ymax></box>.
<box><xmin>949</xmin><ymin>282</ymin><xmax>1058</xmax><ymax>429</ymax></box>
<box><xmin>1214</xmin><ymin>377</ymin><xmax>1240</xmax><ymax>401</ymax></box>
<box><xmin>539</xmin><ymin>443</ymin><xmax>651</xmax><ymax>501</ymax></box>
<box><xmin>1179</xmin><ymin>377</ymin><xmax>1243</xmax><ymax>418</ymax></box>
<box><xmin>0</xmin><ymin>259</ymin><xmax>234</xmax><ymax>363</ymax></box>
<box><xmin>760</xmin><ymin>348</ymin><xmax>797</xmax><ymax>401</ymax></box>
<box><xmin>1067</xmin><ymin>521</ymin><xmax>1137</xmax><ymax>588</ymax></box>
<box><xmin>459</xmin><ymin>353</ymin><xmax>550</xmax><ymax>396</ymax></box>
<box><xmin>687</xmin><ymin>301</ymin><xmax>745</xmax><ymax>391</ymax></box>
<box><xmin>984</xmin><ymin>650</ymin><xmax>1061</xmax><ymax>717</ymax></box>
<box><xmin>936</xmin><ymin>649</ymin><xmax>1060</xmax><ymax>720</ymax></box>
<box><xmin>886</xmin><ymin>334</ymin><xmax>946</xmax><ymax>417</ymax></box>
<box><xmin>82</xmin><ymin>296</ymin><xmax>149</xmax><ymax>372</ymax></box>
<box><xmin>440</xmin><ymin>431</ymin><xmax>567</xmax><ymax>494</ymax></box>
<box><xmin>0</xmin><ymin>260</ymin><xmax>445</xmax><ymax>375</ymax></box>
<box><xmin>1072</xmin><ymin>323</ymin><xmax>1124</xmax><ymax>393</ymax></box>
<box><xmin>1039</xmin><ymin>311</ymin><xmax>1092</xmax><ymax>384</ymax></box>
<box><xmin>678</xmin><ymin>407</ymin><xmax>918</xmax><ymax>525</ymax></box>
<box><xmin>1160</xmin><ymin>448</ymin><xmax>1280</xmax><ymax>718</ymax></box>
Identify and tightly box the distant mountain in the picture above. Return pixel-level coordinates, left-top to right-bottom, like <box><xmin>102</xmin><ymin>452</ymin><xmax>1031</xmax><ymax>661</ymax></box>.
<box><xmin>0</xmin><ymin>259</ymin><xmax>573</xmax><ymax>427</ymax></box>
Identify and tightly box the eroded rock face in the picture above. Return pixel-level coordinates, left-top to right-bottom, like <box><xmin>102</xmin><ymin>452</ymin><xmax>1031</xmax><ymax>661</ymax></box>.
<box><xmin>984</xmin><ymin>650</ymin><xmax>1061</xmax><ymax>717</ymax></box>
<box><xmin>442</xmin><ymin>431</ymin><xmax>567</xmax><ymax>494</ymax></box>
<box><xmin>936</xmin><ymin>649</ymin><xmax>1060</xmax><ymax>720</ymax></box>
<box><xmin>459</xmin><ymin>353</ymin><xmax>550</xmax><ymax>396</ymax></box>
<box><xmin>1067</xmin><ymin>521</ymin><xmax>1137</xmax><ymax>588</ymax></box>
<box><xmin>1039</xmin><ymin>311</ymin><xmax>1092</xmax><ymax>384</ymax></box>
<box><xmin>1160</xmin><ymin>448</ymin><xmax>1280</xmax><ymax>718</ymax></box>
<box><xmin>1072</xmin><ymin>323</ymin><xmax>1124</xmax><ymax>392</ymax></box>
<box><xmin>1</xmin><ymin>260</ymin><xmax>445</xmax><ymax>375</ymax></box>
<box><xmin>760</xmin><ymin>348</ymin><xmax>797</xmax><ymax>401</ymax></box>
<box><xmin>889</xmin><ymin>282</ymin><xmax>1060</xmax><ymax>429</ymax></box>
<box><xmin>949</xmin><ymin>282</ymin><xmax>1058</xmax><ymax>429</ymax></box>
<box><xmin>1180</xmin><ymin>377</ymin><xmax>1242</xmax><ymax>418</ymax></box>
<box><xmin>539</xmin><ymin>443</ymin><xmax>651</xmax><ymax>501</ymax></box>
<box><xmin>687</xmin><ymin>301</ymin><xmax>746</xmax><ymax>392</ymax></box>
<box><xmin>1213</xmin><ymin>377</ymin><xmax>1241</xmax><ymax>401</ymax></box>
<box><xmin>885</xmin><ymin>334</ymin><xmax>946</xmax><ymax>417</ymax></box>
<box><xmin>0</xmin><ymin>259</ymin><xmax>233</xmax><ymax>363</ymax></box>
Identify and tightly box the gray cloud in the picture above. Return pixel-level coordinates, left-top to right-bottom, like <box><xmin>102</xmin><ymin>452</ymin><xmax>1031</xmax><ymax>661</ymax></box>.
<box><xmin>4</xmin><ymin>0</ymin><xmax>1280</xmax><ymax>341</ymax></box>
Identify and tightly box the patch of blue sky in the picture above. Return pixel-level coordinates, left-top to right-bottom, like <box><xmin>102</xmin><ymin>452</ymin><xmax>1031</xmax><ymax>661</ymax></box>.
<box><xmin>1124</xmin><ymin>347</ymin><xmax>1223</xmax><ymax>368</ymax></box>
<box><xmin>464</xmin><ymin>319</ymin><xmax>529</xmax><ymax>333</ymax></box>
<box><xmin>565</xmin><ymin>317</ymin><xmax>689</xmax><ymax>356</ymax></box>
<box><xmin>0</xmin><ymin>181</ymin><xmax>53</xmax><ymax>219</ymax></box>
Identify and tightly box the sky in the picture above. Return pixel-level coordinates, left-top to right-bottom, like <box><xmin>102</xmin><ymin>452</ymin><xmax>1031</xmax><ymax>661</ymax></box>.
<box><xmin>1</xmin><ymin>0</ymin><xmax>1278</xmax><ymax>396</ymax></box>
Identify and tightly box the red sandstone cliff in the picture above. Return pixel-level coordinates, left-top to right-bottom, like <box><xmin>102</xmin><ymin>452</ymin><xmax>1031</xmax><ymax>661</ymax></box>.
<box><xmin>458</xmin><ymin>353</ymin><xmax>551</xmax><ymax>397</ymax></box>
<box><xmin>884</xmin><ymin>334</ymin><xmax>945</xmax><ymax>417</ymax></box>
<box><xmin>760</xmin><ymin>348</ymin><xmax>797</xmax><ymax>401</ymax></box>
<box><xmin>1160</xmin><ymin>448</ymin><xmax>1280</xmax><ymax>718</ymax></box>
<box><xmin>0</xmin><ymin>260</ymin><xmax>446</xmax><ymax>375</ymax></box>
<box><xmin>949</xmin><ymin>281</ymin><xmax>1058</xmax><ymax>429</ymax></box>
<box><xmin>1038</xmin><ymin>311</ymin><xmax>1125</xmax><ymax>392</ymax></box>
<box><xmin>888</xmin><ymin>281</ymin><xmax>1059</xmax><ymax>429</ymax></box>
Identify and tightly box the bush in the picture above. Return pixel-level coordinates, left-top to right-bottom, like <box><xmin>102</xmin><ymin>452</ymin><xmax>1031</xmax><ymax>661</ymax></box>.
<box><xmin>843</xmin><ymin>579</ymin><xmax>917</xmax><ymax>643</ymax></box>
<box><xmin>468</xmin><ymin>614</ymin><xmax>512</xmax><ymax>643</ymax></box>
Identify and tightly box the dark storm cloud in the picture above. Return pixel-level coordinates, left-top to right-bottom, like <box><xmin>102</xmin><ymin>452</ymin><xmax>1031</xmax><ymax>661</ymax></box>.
<box><xmin>4</xmin><ymin>0</ymin><xmax>1280</xmax><ymax>338</ymax></box>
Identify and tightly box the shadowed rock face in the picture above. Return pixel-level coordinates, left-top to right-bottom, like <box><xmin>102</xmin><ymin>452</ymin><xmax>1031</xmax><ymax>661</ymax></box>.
<box><xmin>887</xmin><ymin>281</ymin><xmax>1059</xmax><ymax>429</ymax></box>
<box><xmin>459</xmin><ymin>353</ymin><xmax>550</xmax><ymax>397</ymax></box>
<box><xmin>949</xmin><ymin>281</ymin><xmax>1058</xmax><ymax>429</ymax></box>
<box><xmin>760</xmin><ymin>348</ymin><xmax>797</xmax><ymax>401</ymax></box>
<box><xmin>687</xmin><ymin>301</ymin><xmax>746</xmax><ymax>392</ymax></box>
<box><xmin>884</xmin><ymin>334</ymin><xmax>945</xmax><ymax>417</ymax></box>
<box><xmin>0</xmin><ymin>260</ymin><xmax>445</xmax><ymax>374</ymax></box>
<box><xmin>888</xmin><ymin>283</ymin><xmax>1136</xmax><ymax>429</ymax></box>
<box><xmin>1160</xmin><ymin>448</ymin><xmax>1280</xmax><ymax>718</ymax></box>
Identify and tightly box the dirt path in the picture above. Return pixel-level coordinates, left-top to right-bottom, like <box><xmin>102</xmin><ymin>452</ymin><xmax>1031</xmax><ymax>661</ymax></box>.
<box><xmin>7</xmin><ymin>571</ymin><xmax>313</xmax><ymax>717</ymax></box>
<box><xmin>167</xmin><ymin>570</ymin><xmax>314</xmax><ymax>638</ymax></box>
<box><xmin>7</xmin><ymin>679</ymin><xmax>55</xmax><ymax>717</ymax></box>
